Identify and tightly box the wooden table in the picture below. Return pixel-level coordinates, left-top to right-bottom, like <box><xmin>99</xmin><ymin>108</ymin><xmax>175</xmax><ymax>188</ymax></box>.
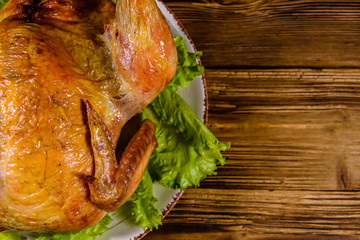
<box><xmin>145</xmin><ymin>1</ymin><xmax>360</xmax><ymax>239</ymax></box>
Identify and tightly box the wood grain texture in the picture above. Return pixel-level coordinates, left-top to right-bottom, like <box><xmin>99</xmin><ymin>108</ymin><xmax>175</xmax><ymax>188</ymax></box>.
<box><xmin>144</xmin><ymin>0</ymin><xmax>360</xmax><ymax>239</ymax></box>
<box><xmin>163</xmin><ymin>0</ymin><xmax>360</xmax><ymax>68</ymax></box>
<box><xmin>144</xmin><ymin>69</ymin><xmax>360</xmax><ymax>239</ymax></box>
<box><xmin>205</xmin><ymin>69</ymin><xmax>360</xmax><ymax>191</ymax></box>
<box><xmin>148</xmin><ymin>189</ymin><xmax>360</xmax><ymax>239</ymax></box>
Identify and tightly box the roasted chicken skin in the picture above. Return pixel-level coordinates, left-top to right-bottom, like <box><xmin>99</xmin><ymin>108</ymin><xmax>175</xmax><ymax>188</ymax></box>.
<box><xmin>0</xmin><ymin>0</ymin><xmax>177</xmax><ymax>233</ymax></box>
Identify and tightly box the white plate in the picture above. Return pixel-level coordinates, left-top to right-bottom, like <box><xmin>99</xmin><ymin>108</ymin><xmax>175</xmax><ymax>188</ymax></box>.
<box><xmin>99</xmin><ymin>1</ymin><xmax>207</xmax><ymax>240</ymax></box>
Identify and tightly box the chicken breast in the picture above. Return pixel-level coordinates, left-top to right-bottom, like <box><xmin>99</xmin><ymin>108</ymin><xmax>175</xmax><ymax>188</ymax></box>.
<box><xmin>0</xmin><ymin>0</ymin><xmax>177</xmax><ymax>233</ymax></box>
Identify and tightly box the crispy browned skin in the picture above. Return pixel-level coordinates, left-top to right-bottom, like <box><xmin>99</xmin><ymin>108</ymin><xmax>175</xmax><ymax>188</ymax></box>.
<box><xmin>0</xmin><ymin>0</ymin><xmax>177</xmax><ymax>233</ymax></box>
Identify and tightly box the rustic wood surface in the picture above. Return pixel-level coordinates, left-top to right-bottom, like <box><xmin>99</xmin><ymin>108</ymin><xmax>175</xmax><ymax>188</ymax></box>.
<box><xmin>144</xmin><ymin>1</ymin><xmax>360</xmax><ymax>239</ymax></box>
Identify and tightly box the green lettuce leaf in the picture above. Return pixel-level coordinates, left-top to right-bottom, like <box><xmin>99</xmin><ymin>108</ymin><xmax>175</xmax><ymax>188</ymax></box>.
<box><xmin>43</xmin><ymin>214</ymin><xmax>112</xmax><ymax>240</ymax></box>
<box><xmin>142</xmin><ymin>88</ymin><xmax>229</xmax><ymax>189</ymax></box>
<box><xmin>0</xmin><ymin>0</ymin><xmax>8</xmax><ymax>9</ymax></box>
<box><xmin>129</xmin><ymin>169</ymin><xmax>162</xmax><ymax>230</ymax></box>
<box><xmin>0</xmin><ymin>215</ymin><xmax>112</xmax><ymax>240</ymax></box>
<box><xmin>167</xmin><ymin>36</ymin><xmax>204</xmax><ymax>92</ymax></box>
<box><xmin>0</xmin><ymin>231</ymin><xmax>25</xmax><ymax>240</ymax></box>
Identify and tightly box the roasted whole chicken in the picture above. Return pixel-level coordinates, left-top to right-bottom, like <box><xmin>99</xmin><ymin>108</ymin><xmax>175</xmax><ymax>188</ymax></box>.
<box><xmin>0</xmin><ymin>0</ymin><xmax>177</xmax><ymax>233</ymax></box>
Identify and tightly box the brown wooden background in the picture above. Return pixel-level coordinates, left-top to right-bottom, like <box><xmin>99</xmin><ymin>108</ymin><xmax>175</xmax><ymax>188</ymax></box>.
<box><xmin>144</xmin><ymin>0</ymin><xmax>360</xmax><ymax>239</ymax></box>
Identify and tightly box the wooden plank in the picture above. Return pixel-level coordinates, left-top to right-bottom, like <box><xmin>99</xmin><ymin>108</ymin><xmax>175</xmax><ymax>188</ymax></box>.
<box><xmin>148</xmin><ymin>189</ymin><xmax>360</xmax><ymax>239</ymax></box>
<box><xmin>164</xmin><ymin>0</ymin><xmax>360</xmax><ymax>68</ymax></box>
<box><xmin>204</xmin><ymin>68</ymin><xmax>360</xmax><ymax>191</ymax></box>
<box><xmin>144</xmin><ymin>68</ymin><xmax>360</xmax><ymax>239</ymax></box>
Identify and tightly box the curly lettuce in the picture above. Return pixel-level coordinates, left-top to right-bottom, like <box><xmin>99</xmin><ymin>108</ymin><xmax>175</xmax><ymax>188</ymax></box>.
<box><xmin>0</xmin><ymin>0</ymin><xmax>7</xmax><ymax>9</ymax></box>
<box><xmin>129</xmin><ymin>169</ymin><xmax>162</xmax><ymax>230</ymax></box>
<box><xmin>167</xmin><ymin>36</ymin><xmax>204</xmax><ymax>92</ymax></box>
<box><xmin>0</xmin><ymin>215</ymin><xmax>112</xmax><ymax>240</ymax></box>
<box><xmin>142</xmin><ymin>88</ymin><xmax>228</xmax><ymax>190</ymax></box>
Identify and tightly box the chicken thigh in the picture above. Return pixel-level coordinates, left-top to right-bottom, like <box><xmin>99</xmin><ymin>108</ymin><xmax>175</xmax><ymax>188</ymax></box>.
<box><xmin>0</xmin><ymin>0</ymin><xmax>177</xmax><ymax>233</ymax></box>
